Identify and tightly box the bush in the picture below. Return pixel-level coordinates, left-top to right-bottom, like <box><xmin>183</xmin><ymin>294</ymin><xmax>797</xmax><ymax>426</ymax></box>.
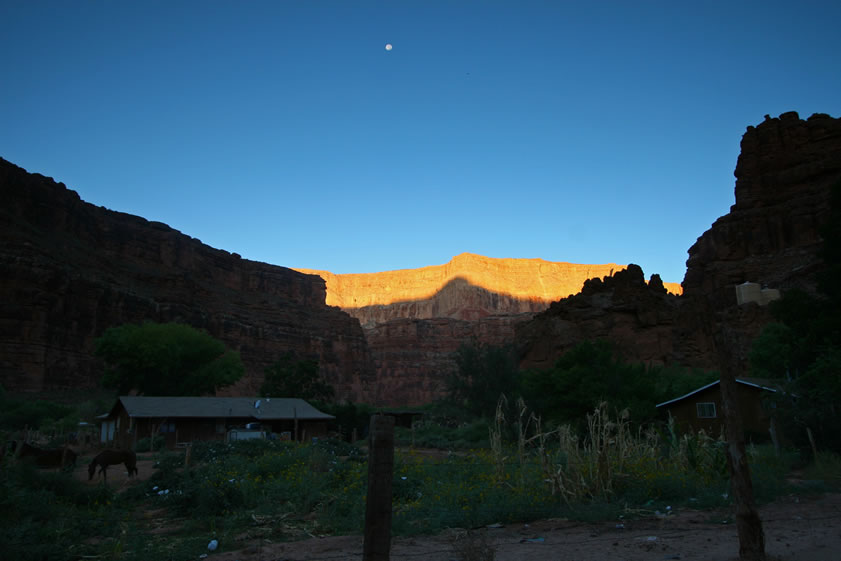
<box><xmin>135</xmin><ymin>435</ymin><xmax>166</xmax><ymax>452</ymax></box>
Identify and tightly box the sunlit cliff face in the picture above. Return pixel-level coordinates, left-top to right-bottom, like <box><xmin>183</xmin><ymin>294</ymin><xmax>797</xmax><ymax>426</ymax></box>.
<box><xmin>295</xmin><ymin>252</ymin><xmax>682</xmax><ymax>324</ymax></box>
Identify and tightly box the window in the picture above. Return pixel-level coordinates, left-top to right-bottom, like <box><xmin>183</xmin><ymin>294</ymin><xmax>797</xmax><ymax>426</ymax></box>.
<box><xmin>696</xmin><ymin>402</ymin><xmax>716</xmax><ymax>418</ymax></box>
<box><xmin>158</xmin><ymin>422</ymin><xmax>176</xmax><ymax>433</ymax></box>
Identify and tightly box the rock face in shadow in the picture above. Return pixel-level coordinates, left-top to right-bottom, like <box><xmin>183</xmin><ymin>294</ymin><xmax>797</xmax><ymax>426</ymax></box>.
<box><xmin>365</xmin><ymin>315</ymin><xmax>530</xmax><ymax>407</ymax></box>
<box><xmin>684</xmin><ymin>112</ymin><xmax>841</xmax><ymax>307</ymax></box>
<box><xmin>0</xmin><ymin>158</ymin><xmax>375</xmax><ymax>400</ymax></box>
<box><xmin>517</xmin><ymin>112</ymin><xmax>841</xmax><ymax>376</ymax></box>
<box><xmin>515</xmin><ymin>265</ymin><xmax>715</xmax><ymax>371</ymax></box>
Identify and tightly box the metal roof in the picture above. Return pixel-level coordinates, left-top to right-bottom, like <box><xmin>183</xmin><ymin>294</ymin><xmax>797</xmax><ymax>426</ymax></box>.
<box><xmin>655</xmin><ymin>378</ymin><xmax>779</xmax><ymax>409</ymax></box>
<box><xmin>113</xmin><ymin>396</ymin><xmax>334</xmax><ymax>420</ymax></box>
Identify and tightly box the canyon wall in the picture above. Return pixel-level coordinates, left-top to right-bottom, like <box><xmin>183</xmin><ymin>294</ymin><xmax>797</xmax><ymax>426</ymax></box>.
<box><xmin>0</xmin><ymin>158</ymin><xmax>376</xmax><ymax>400</ymax></box>
<box><xmin>297</xmin><ymin>253</ymin><xmax>680</xmax><ymax>326</ymax></box>
<box><xmin>684</xmin><ymin>111</ymin><xmax>841</xmax><ymax>306</ymax></box>
<box><xmin>517</xmin><ymin>112</ymin><xmax>841</xmax><ymax>375</ymax></box>
<box><xmin>4</xmin><ymin>111</ymin><xmax>836</xmax><ymax>408</ymax></box>
<box><xmin>298</xmin><ymin>255</ymin><xmax>681</xmax><ymax>405</ymax></box>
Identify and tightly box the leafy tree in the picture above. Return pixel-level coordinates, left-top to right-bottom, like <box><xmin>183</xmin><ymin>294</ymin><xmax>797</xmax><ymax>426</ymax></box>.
<box><xmin>521</xmin><ymin>340</ymin><xmax>716</xmax><ymax>428</ymax></box>
<box><xmin>446</xmin><ymin>342</ymin><xmax>519</xmax><ymax>418</ymax></box>
<box><xmin>0</xmin><ymin>398</ymin><xmax>74</xmax><ymax>431</ymax></box>
<box><xmin>260</xmin><ymin>352</ymin><xmax>335</xmax><ymax>404</ymax></box>
<box><xmin>96</xmin><ymin>322</ymin><xmax>244</xmax><ymax>396</ymax></box>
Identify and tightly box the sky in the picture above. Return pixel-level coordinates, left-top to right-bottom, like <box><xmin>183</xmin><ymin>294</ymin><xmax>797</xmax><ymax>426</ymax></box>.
<box><xmin>2</xmin><ymin>1</ymin><xmax>839</xmax><ymax>285</ymax></box>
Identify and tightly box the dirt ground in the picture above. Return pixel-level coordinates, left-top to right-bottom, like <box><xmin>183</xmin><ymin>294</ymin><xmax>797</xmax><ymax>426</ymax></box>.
<box><xmin>74</xmin><ymin>458</ymin><xmax>841</xmax><ymax>561</ymax></box>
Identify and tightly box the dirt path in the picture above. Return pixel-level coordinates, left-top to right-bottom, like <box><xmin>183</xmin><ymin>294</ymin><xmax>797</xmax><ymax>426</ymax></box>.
<box><xmin>70</xmin><ymin>457</ymin><xmax>841</xmax><ymax>560</ymax></box>
<box><xmin>204</xmin><ymin>493</ymin><xmax>841</xmax><ymax>561</ymax></box>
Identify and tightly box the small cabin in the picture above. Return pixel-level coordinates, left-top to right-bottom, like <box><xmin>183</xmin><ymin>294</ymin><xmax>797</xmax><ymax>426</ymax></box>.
<box><xmin>656</xmin><ymin>378</ymin><xmax>779</xmax><ymax>437</ymax></box>
<box><xmin>99</xmin><ymin>396</ymin><xmax>334</xmax><ymax>450</ymax></box>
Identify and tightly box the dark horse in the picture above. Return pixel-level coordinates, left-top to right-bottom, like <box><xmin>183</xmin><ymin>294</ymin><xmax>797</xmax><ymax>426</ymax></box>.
<box><xmin>88</xmin><ymin>449</ymin><xmax>138</xmax><ymax>482</ymax></box>
<box><xmin>16</xmin><ymin>441</ymin><xmax>78</xmax><ymax>470</ymax></box>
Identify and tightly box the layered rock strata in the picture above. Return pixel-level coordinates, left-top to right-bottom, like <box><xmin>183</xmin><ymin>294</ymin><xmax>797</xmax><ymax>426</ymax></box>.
<box><xmin>0</xmin><ymin>158</ymin><xmax>375</xmax><ymax>400</ymax></box>
<box><xmin>298</xmin><ymin>253</ymin><xmax>680</xmax><ymax>327</ymax></box>
<box><xmin>298</xmin><ymin>255</ymin><xmax>682</xmax><ymax>405</ymax></box>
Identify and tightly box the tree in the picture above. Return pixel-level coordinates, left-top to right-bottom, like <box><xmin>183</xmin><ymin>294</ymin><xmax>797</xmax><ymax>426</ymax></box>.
<box><xmin>96</xmin><ymin>322</ymin><xmax>244</xmax><ymax>396</ymax></box>
<box><xmin>260</xmin><ymin>352</ymin><xmax>335</xmax><ymax>404</ymax></box>
<box><xmin>520</xmin><ymin>339</ymin><xmax>716</xmax><ymax>428</ymax></box>
<box><xmin>446</xmin><ymin>342</ymin><xmax>519</xmax><ymax>418</ymax></box>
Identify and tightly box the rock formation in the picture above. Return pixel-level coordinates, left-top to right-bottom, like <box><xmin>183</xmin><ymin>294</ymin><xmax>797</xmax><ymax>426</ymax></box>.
<box><xmin>517</xmin><ymin>112</ymin><xmax>841</xmax><ymax>376</ymax></box>
<box><xmin>684</xmin><ymin>112</ymin><xmax>841</xmax><ymax>307</ymax></box>
<box><xmin>3</xmin><ymin>111</ymin><xmax>836</xmax><ymax>408</ymax></box>
<box><xmin>0</xmin><ymin>158</ymin><xmax>375</xmax><ymax>400</ymax></box>
<box><xmin>679</xmin><ymin>111</ymin><xmax>841</xmax><ymax>374</ymax></box>
<box><xmin>516</xmin><ymin>266</ymin><xmax>684</xmax><ymax>370</ymax></box>
<box><xmin>298</xmin><ymin>255</ymin><xmax>681</xmax><ymax>405</ymax></box>
<box><xmin>365</xmin><ymin>315</ymin><xmax>529</xmax><ymax>407</ymax></box>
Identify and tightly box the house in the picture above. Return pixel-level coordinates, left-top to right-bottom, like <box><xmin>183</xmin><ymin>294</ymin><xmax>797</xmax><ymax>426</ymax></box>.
<box><xmin>656</xmin><ymin>377</ymin><xmax>779</xmax><ymax>437</ymax></box>
<box><xmin>99</xmin><ymin>396</ymin><xmax>334</xmax><ymax>450</ymax></box>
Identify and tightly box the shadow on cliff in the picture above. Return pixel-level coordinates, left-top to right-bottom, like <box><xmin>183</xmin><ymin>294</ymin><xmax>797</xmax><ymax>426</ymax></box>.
<box><xmin>341</xmin><ymin>276</ymin><xmax>570</xmax><ymax>327</ymax></box>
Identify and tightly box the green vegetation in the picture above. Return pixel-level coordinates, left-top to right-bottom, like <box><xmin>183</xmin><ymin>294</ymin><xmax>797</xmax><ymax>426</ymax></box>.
<box><xmin>260</xmin><ymin>351</ymin><xmax>335</xmax><ymax>404</ymax></box>
<box><xmin>749</xmin><ymin>180</ymin><xmax>841</xmax><ymax>454</ymax></box>
<box><xmin>520</xmin><ymin>340</ymin><xmax>717</xmax><ymax>428</ymax></box>
<box><xmin>4</xmin><ymin>410</ymin><xmax>835</xmax><ymax>561</ymax></box>
<box><xmin>447</xmin><ymin>337</ymin><xmax>716</xmax><ymax>434</ymax></box>
<box><xmin>96</xmin><ymin>322</ymin><xmax>244</xmax><ymax>396</ymax></box>
<box><xmin>447</xmin><ymin>342</ymin><xmax>519</xmax><ymax>418</ymax></box>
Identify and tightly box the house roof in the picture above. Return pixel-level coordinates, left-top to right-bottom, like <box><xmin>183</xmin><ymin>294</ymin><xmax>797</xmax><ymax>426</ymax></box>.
<box><xmin>655</xmin><ymin>378</ymin><xmax>779</xmax><ymax>409</ymax></box>
<box><xmin>111</xmin><ymin>396</ymin><xmax>334</xmax><ymax>421</ymax></box>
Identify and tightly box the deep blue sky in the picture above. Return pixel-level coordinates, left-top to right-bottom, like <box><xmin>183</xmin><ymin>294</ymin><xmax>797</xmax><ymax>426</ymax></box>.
<box><xmin>2</xmin><ymin>1</ymin><xmax>839</xmax><ymax>284</ymax></box>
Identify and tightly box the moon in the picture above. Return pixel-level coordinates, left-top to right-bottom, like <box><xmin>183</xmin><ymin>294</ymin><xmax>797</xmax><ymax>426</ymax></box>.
<box><xmin>385</xmin><ymin>43</ymin><xmax>393</xmax><ymax>51</ymax></box>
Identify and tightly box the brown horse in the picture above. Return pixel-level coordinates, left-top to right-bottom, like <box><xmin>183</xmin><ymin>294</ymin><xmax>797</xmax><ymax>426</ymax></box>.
<box><xmin>88</xmin><ymin>449</ymin><xmax>138</xmax><ymax>482</ymax></box>
<box><xmin>16</xmin><ymin>441</ymin><xmax>78</xmax><ymax>470</ymax></box>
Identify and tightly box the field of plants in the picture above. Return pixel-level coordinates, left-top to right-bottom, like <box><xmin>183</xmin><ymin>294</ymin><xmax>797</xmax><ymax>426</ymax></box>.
<box><xmin>3</xmin><ymin>402</ymin><xmax>837</xmax><ymax>561</ymax></box>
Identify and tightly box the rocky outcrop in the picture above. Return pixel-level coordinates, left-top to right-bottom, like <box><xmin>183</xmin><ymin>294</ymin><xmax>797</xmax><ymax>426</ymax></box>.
<box><xmin>684</xmin><ymin>112</ymin><xmax>841</xmax><ymax>307</ymax></box>
<box><xmin>515</xmin><ymin>265</ymin><xmax>711</xmax><ymax>370</ymax></box>
<box><xmin>517</xmin><ymin>112</ymin><xmax>841</xmax><ymax>376</ymax></box>
<box><xmin>677</xmin><ymin>112</ymin><xmax>841</xmax><ymax>374</ymax></box>
<box><xmin>0</xmin><ymin>158</ymin><xmax>375</xmax><ymax>400</ymax></box>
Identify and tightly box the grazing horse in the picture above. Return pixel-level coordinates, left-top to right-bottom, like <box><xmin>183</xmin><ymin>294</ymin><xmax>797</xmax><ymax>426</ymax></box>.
<box><xmin>88</xmin><ymin>449</ymin><xmax>138</xmax><ymax>482</ymax></box>
<box><xmin>16</xmin><ymin>441</ymin><xmax>78</xmax><ymax>470</ymax></box>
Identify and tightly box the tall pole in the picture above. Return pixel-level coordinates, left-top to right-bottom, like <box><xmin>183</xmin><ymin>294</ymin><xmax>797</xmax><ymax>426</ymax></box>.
<box><xmin>713</xmin><ymin>309</ymin><xmax>766</xmax><ymax>561</ymax></box>
<box><xmin>363</xmin><ymin>414</ymin><xmax>395</xmax><ymax>561</ymax></box>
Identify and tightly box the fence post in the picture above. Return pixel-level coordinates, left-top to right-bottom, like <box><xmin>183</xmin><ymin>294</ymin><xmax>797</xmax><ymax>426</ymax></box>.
<box><xmin>363</xmin><ymin>414</ymin><xmax>395</xmax><ymax>561</ymax></box>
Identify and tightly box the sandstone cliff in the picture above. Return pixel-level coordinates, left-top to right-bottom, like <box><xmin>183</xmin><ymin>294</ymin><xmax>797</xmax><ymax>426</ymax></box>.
<box><xmin>684</xmin><ymin>112</ymin><xmax>841</xmax><ymax>306</ymax></box>
<box><xmin>297</xmin><ymin>253</ymin><xmax>680</xmax><ymax>327</ymax></box>
<box><xmin>517</xmin><ymin>112</ymin><xmax>841</xmax><ymax>376</ymax></box>
<box><xmin>365</xmin><ymin>315</ymin><xmax>530</xmax><ymax>407</ymax></box>
<box><xmin>0</xmin><ymin>158</ymin><xmax>375</xmax><ymax>400</ymax></box>
<box><xmin>297</xmin><ymin>254</ymin><xmax>680</xmax><ymax>405</ymax></box>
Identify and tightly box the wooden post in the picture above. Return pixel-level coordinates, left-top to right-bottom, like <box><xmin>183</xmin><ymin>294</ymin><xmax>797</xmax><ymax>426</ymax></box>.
<box><xmin>769</xmin><ymin>418</ymin><xmax>781</xmax><ymax>458</ymax></box>
<box><xmin>806</xmin><ymin>426</ymin><xmax>819</xmax><ymax>464</ymax></box>
<box><xmin>363</xmin><ymin>414</ymin><xmax>395</xmax><ymax>561</ymax></box>
<box><xmin>713</xmin><ymin>316</ymin><xmax>766</xmax><ymax>561</ymax></box>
